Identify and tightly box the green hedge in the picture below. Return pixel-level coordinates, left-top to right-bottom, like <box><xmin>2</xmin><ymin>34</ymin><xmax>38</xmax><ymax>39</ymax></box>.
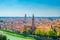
<box><xmin>0</xmin><ymin>34</ymin><xmax>7</xmax><ymax>40</ymax></box>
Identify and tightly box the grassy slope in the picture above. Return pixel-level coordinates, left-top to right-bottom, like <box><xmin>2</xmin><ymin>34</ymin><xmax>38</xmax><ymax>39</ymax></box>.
<box><xmin>0</xmin><ymin>30</ymin><xmax>35</xmax><ymax>40</ymax></box>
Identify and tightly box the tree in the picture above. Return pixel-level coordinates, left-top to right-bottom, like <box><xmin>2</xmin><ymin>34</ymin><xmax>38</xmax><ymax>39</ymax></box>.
<box><xmin>57</xmin><ymin>32</ymin><xmax>60</xmax><ymax>36</ymax></box>
<box><xmin>23</xmin><ymin>27</ymin><xmax>32</xmax><ymax>36</ymax></box>
<box><xmin>58</xmin><ymin>24</ymin><xmax>60</xmax><ymax>28</ymax></box>
<box><xmin>0</xmin><ymin>34</ymin><xmax>7</xmax><ymax>40</ymax></box>
<box><xmin>47</xmin><ymin>29</ymin><xmax>57</xmax><ymax>36</ymax></box>
<box><xmin>2</xmin><ymin>35</ymin><xmax>7</xmax><ymax>40</ymax></box>
<box><xmin>26</xmin><ymin>27</ymin><xmax>32</xmax><ymax>35</ymax></box>
<box><xmin>35</xmin><ymin>29</ymin><xmax>45</xmax><ymax>36</ymax></box>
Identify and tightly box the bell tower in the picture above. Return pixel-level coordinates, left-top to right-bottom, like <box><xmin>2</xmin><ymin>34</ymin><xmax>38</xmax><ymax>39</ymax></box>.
<box><xmin>32</xmin><ymin>14</ymin><xmax>36</xmax><ymax>34</ymax></box>
<box><xmin>24</xmin><ymin>14</ymin><xmax>27</xmax><ymax>30</ymax></box>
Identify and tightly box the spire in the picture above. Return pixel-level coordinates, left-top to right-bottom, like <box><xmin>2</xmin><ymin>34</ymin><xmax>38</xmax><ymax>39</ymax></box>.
<box><xmin>24</xmin><ymin>14</ymin><xmax>27</xmax><ymax>23</ymax></box>
<box><xmin>32</xmin><ymin>14</ymin><xmax>34</xmax><ymax>26</ymax></box>
<box><xmin>24</xmin><ymin>14</ymin><xmax>27</xmax><ymax>30</ymax></box>
<box><xmin>25</xmin><ymin>14</ymin><xmax>26</xmax><ymax>20</ymax></box>
<box><xmin>32</xmin><ymin>14</ymin><xmax>36</xmax><ymax>34</ymax></box>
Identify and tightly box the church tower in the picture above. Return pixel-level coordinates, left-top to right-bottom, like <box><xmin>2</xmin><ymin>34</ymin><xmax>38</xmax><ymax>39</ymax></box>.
<box><xmin>25</xmin><ymin>14</ymin><xmax>26</xmax><ymax>21</ymax></box>
<box><xmin>24</xmin><ymin>14</ymin><xmax>27</xmax><ymax>30</ymax></box>
<box><xmin>32</xmin><ymin>14</ymin><xmax>35</xmax><ymax>27</ymax></box>
<box><xmin>32</xmin><ymin>14</ymin><xmax>36</xmax><ymax>34</ymax></box>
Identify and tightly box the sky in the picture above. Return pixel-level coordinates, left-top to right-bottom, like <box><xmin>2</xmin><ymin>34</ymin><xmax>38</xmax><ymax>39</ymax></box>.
<box><xmin>0</xmin><ymin>0</ymin><xmax>60</xmax><ymax>17</ymax></box>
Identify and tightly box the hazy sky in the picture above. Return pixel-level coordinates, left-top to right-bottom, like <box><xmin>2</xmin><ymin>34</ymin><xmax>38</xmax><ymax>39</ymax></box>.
<box><xmin>0</xmin><ymin>0</ymin><xmax>60</xmax><ymax>17</ymax></box>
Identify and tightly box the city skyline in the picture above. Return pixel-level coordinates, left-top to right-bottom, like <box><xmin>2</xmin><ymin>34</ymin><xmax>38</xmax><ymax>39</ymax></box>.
<box><xmin>0</xmin><ymin>0</ymin><xmax>60</xmax><ymax>17</ymax></box>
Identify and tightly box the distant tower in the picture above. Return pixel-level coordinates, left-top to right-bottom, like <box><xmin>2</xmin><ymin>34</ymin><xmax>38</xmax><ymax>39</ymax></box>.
<box><xmin>32</xmin><ymin>14</ymin><xmax>36</xmax><ymax>34</ymax></box>
<box><xmin>51</xmin><ymin>25</ymin><xmax>53</xmax><ymax>29</ymax></box>
<box><xmin>32</xmin><ymin>14</ymin><xmax>35</xmax><ymax>27</ymax></box>
<box><xmin>0</xmin><ymin>25</ymin><xmax>1</xmax><ymax>30</ymax></box>
<box><xmin>25</xmin><ymin>14</ymin><xmax>26</xmax><ymax>21</ymax></box>
<box><xmin>24</xmin><ymin>14</ymin><xmax>27</xmax><ymax>30</ymax></box>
